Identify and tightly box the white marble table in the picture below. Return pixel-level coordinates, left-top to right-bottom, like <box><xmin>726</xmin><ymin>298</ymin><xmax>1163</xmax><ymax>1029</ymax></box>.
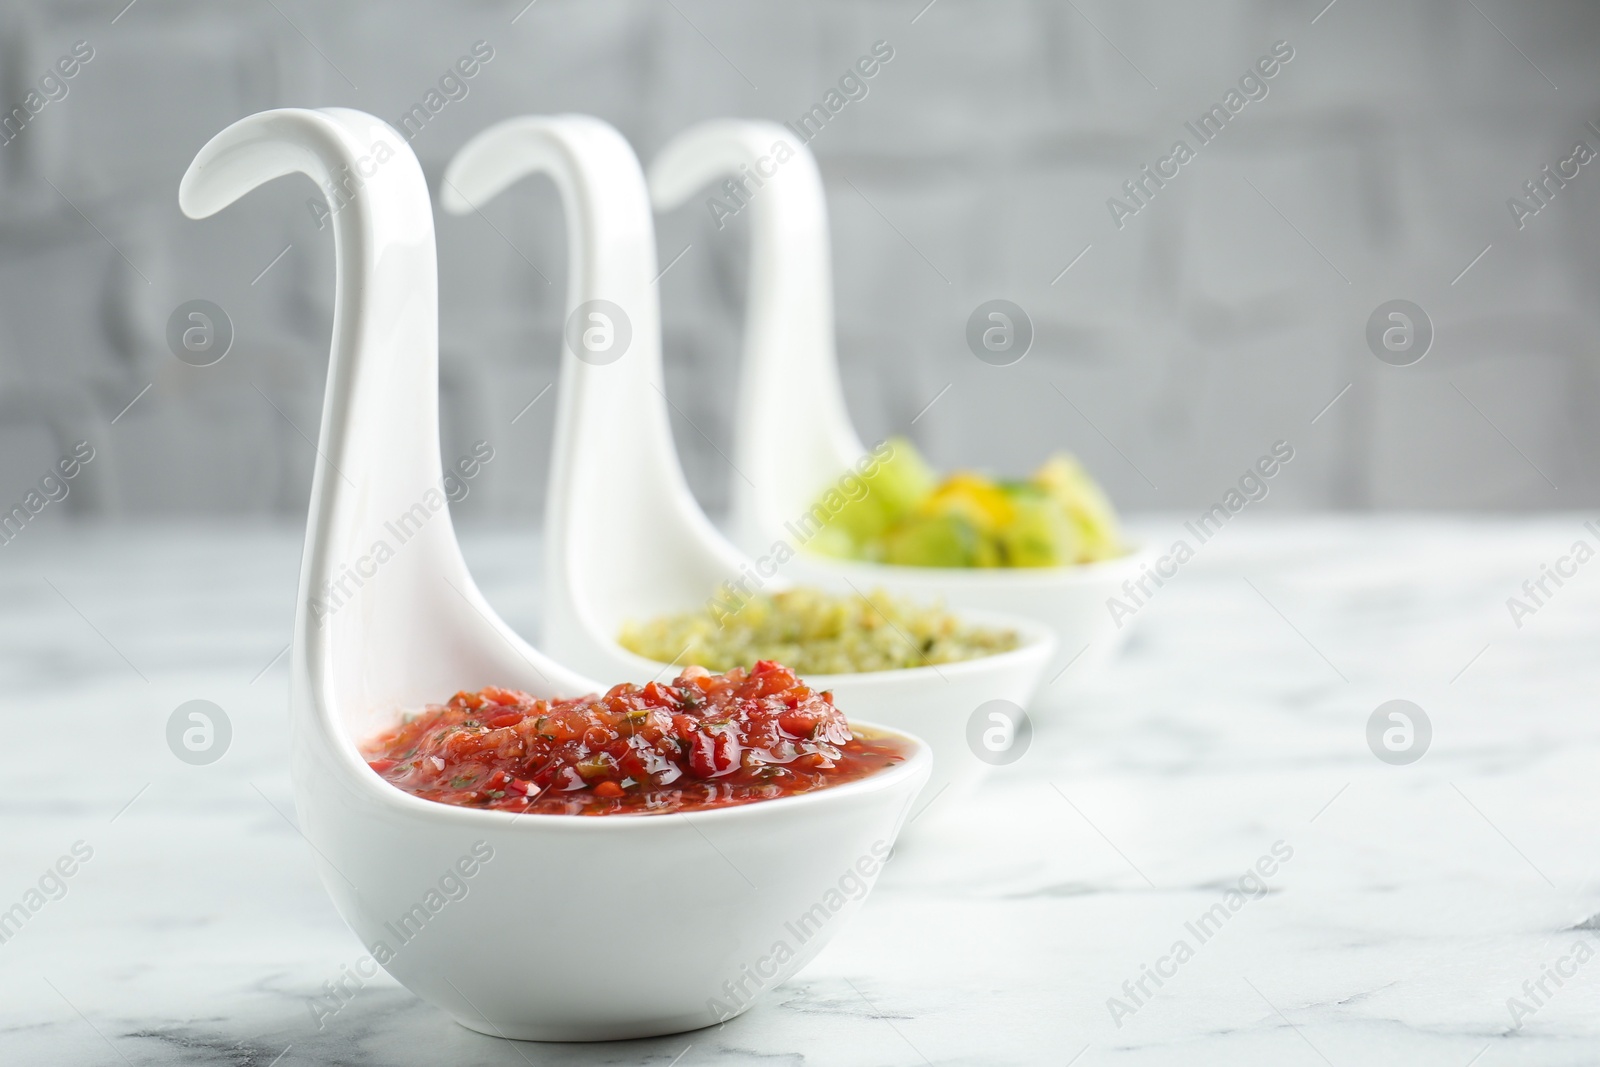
<box><xmin>2</xmin><ymin>516</ymin><xmax>1597</xmax><ymax>1065</ymax></box>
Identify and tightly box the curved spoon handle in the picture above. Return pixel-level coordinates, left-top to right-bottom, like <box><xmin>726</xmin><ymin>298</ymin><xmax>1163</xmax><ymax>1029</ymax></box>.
<box><xmin>182</xmin><ymin>109</ymin><xmax>451</xmax><ymax>600</ymax></box>
<box><xmin>444</xmin><ymin>116</ymin><xmax>742</xmax><ymax>662</ymax></box>
<box><xmin>182</xmin><ymin>109</ymin><xmax>585</xmax><ymax>718</ymax></box>
<box><xmin>649</xmin><ymin>120</ymin><xmax>864</xmax><ymax>554</ymax></box>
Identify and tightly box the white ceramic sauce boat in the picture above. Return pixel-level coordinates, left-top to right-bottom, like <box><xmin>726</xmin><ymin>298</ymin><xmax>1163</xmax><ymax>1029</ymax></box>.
<box><xmin>648</xmin><ymin>120</ymin><xmax>1157</xmax><ymax>711</ymax></box>
<box><xmin>181</xmin><ymin>107</ymin><xmax>929</xmax><ymax>1042</ymax></box>
<box><xmin>442</xmin><ymin>115</ymin><xmax>1051</xmax><ymax>822</ymax></box>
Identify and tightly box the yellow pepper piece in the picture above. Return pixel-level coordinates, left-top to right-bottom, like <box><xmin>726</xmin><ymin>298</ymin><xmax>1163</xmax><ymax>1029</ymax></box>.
<box><xmin>920</xmin><ymin>473</ymin><xmax>1016</xmax><ymax>533</ymax></box>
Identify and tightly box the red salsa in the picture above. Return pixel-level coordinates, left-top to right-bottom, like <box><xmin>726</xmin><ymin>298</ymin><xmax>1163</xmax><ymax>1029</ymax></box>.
<box><xmin>362</xmin><ymin>661</ymin><xmax>908</xmax><ymax>816</ymax></box>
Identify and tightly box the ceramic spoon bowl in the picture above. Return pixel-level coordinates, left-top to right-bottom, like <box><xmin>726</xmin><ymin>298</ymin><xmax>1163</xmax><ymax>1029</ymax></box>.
<box><xmin>443</xmin><ymin>116</ymin><xmax>1053</xmax><ymax>822</ymax></box>
<box><xmin>181</xmin><ymin>107</ymin><xmax>929</xmax><ymax>1042</ymax></box>
<box><xmin>648</xmin><ymin>120</ymin><xmax>1156</xmax><ymax>711</ymax></box>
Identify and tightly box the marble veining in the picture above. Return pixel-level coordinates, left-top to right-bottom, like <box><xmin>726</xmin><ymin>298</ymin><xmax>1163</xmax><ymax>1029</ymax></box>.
<box><xmin>1</xmin><ymin>516</ymin><xmax>1597</xmax><ymax>1064</ymax></box>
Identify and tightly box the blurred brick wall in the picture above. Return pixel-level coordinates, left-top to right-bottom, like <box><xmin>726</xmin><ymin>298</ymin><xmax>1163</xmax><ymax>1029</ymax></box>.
<box><xmin>0</xmin><ymin>0</ymin><xmax>1596</xmax><ymax>519</ymax></box>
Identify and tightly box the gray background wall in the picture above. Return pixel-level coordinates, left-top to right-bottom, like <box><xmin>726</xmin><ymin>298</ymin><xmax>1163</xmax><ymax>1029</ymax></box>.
<box><xmin>0</xmin><ymin>0</ymin><xmax>1596</xmax><ymax>521</ymax></box>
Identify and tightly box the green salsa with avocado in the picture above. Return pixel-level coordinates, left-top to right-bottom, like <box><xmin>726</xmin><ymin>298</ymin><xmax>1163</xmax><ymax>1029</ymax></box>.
<box><xmin>805</xmin><ymin>437</ymin><xmax>1126</xmax><ymax>568</ymax></box>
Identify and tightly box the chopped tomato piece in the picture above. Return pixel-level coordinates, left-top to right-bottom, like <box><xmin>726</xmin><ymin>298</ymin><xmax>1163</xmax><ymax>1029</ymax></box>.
<box><xmin>361</xmin><ymin>662</ymin><xmax>905</xmax><ymax>816</ymax></box>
